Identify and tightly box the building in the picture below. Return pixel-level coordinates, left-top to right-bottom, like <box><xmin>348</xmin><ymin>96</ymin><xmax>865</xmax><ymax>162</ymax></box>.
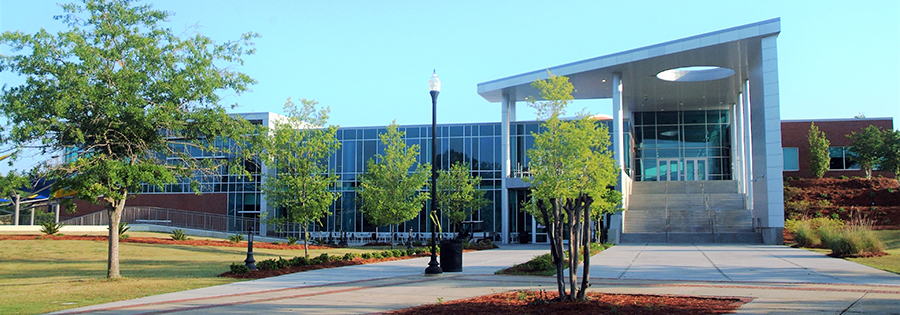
<box><xmin>782</xmin><ymin>118</ymin><xmax>895</xmax><ymax>179</ymax></box>
<box><xmin>65</xmin><ymin>18</ymin><xmax>793</xmax><ymax>245</ymax></box>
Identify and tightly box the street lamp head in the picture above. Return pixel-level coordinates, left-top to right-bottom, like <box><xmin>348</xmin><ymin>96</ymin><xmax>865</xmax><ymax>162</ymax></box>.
<box><xmin>428</xmin><ymin>70</ymin><xmax>441</xmax><ymax>92</ymax></box>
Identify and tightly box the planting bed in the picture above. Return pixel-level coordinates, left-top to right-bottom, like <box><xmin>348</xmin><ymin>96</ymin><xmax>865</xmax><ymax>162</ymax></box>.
<box><xmin>390</xmin><ymin>291</ymin><xmax>749</xmax><ymax>315</ymax></box>
<box><xmin>0</xmin><ymin>234</ymin><xmax>333</xmax><ymax>250</ymax></box>
<box><xmin>785</xmin><ymin>177</ymin><xmax>900</xmax><ymax>227</ymax></box>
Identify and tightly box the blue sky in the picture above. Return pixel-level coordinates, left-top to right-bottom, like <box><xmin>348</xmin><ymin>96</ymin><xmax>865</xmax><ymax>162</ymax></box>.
<box><xmin>2</xmin><ymin>0</ymin><xmax>899</xmax><ymax>172</ymax></box>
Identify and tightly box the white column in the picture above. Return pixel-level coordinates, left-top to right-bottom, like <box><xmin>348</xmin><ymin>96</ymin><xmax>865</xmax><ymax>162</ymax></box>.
<box><xmin>500</xmin><ymin>91</ymin><xmax>513</xmax><ymax>244</ymax></box>
<box><xmin>612</xmin><ymin>73</ymin><xmax>627</xmax><ymax>204</ymax></box>
<box><xmin>531</xmin><ymin>216</ymin><xmax>537</xmax><ymax>244</ymax></box>
<box><xmin>13</xmin><ymin>194</ymin><xmax>20</xmax><ymax>226</ymax></box>
<box><xmin>742</xmin><ymin>82</ymin><xmax>753</xmax><ymax>210</ymax></box>
<box><xmin>733</xmin><ymin>103</ymin><xmax>743</xmax><ymax>193</ymax></box>
<box><xmin>54</xmin><ymin>202</ymin><xmax>60</xmax><ymax>223</ymax></box>
<box><xmin>30</xmin><ymin>208</ymin><xmax>35</xmax><ymax>225</ymax></box>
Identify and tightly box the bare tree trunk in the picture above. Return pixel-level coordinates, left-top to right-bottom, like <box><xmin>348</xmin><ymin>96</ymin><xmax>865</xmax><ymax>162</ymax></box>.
<box><xmin>552</xmin><ymin>199</ymin><xmax>567</xmax><ymax>301</ymax></box>
<box><xmin>302</xmin><ymin>225</ymin><xmax>309</xmax><ymax>258</ymax></box>
<box><xmin>107</xmin><ymin>191</ymin><xmax>126</xmax><ymax>279</ymax></box>
<box><xmin>578</xmin><ymin>197</ymin><xmax>593</xmax><ymax>300</ymax></box>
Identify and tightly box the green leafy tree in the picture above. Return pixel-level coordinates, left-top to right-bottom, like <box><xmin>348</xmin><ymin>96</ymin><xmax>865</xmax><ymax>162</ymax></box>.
<box><xmin>261</xmin><ymin>98</ymin><xmax>340</xmax><ymax>258</ymax></box>
<box><xmin>523</xmin><ymin>72</ymin><xmax>619</xmax><ymax>301</ymax></box>
<box><xmin>0</xmin><ymin>0</ymin><xmax>258</xmax><ymax>278</ymax></box>
<box><xmin>808</xmin><ymin>123</ymin><xmax>831</xmax><ymax>178</ymax></box>
<box><xmin>880</xmin><ymin>129</ymin><xmax>900</xmax><ymax>181</ymax></box>
<box><xmin>436</xmin><ymin>162</ymin><xmax>490</xmax><ymax>235</ymax></box>
<box><xmin>357</xmin><ymin>122</ymin><xmax>429</xmax><ymax>248</ymax></box>
<box><xmin>847</xmin><ymin>125</ymin><xmax>884</xmax><ymax>179</ymax></box>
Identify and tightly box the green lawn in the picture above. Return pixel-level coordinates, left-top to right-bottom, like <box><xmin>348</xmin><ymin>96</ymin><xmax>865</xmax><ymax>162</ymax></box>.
<box><xmin>847</xmin><ymin>230</ymin><xmax>900</xmax><ymax>274</ymax></box>
<box><xmin>0</xmin><ymin>234</ymin><xmax>387</xmax><ymax>315</ymax></box>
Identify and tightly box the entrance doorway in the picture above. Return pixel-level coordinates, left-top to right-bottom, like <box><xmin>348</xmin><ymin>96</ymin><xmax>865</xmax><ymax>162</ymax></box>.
<box><xmin>657</xmin><ymin>158</ymin><xmax>707</xmax><ymax>181</ymax></box>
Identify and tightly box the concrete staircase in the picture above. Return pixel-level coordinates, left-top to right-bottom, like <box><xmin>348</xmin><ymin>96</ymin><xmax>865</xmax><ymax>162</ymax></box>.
<box><xmin>622</xmin><ymin>181</ymin><xmax>761</xmax><ymax>243</ymax></box>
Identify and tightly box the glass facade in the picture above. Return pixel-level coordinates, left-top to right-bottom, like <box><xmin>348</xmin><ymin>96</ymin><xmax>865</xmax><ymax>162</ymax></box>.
<box><xmin>633</xmin><ymin>110</ymin><xmax>732</xmax><ymax>181</ymax></box>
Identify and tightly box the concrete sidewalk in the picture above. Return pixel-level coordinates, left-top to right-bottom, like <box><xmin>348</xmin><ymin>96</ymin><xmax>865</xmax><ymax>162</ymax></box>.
<box><xmin>50</xmin><ymin>244</ymin><xmax>900</xmax><ymax>314</ymax></box>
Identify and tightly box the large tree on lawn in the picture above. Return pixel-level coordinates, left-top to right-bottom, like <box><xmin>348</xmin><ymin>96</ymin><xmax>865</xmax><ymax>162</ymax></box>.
<box><xmin>523</xmin><ymin>72</ymin><xmax>619</xmax><ymax>301</ymax></box>
<box><xmin>436</xmin><ymin>161</ymin><xmax>490</xmax><ymax>236</ymax></box>
<box><xmin>261</xmin><ymin>98</ymin><xmax>340</xmax><ymax>258</ymax></box>
<box><xmin>0</xmin><ymin>0</ymin><xmax>259</xmax><ymax>278</ymax></box>
<box><xmin>357</xmin><ymin>122</ymin><xmax>429</xmax><ymax>248</ymax></box>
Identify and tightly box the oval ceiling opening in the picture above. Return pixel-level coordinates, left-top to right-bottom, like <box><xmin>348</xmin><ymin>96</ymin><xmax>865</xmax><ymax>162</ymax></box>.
<box><xmin>657</xmin><ymin>66</ymin><xmax>735</xmax><ymax>82</ymax></box>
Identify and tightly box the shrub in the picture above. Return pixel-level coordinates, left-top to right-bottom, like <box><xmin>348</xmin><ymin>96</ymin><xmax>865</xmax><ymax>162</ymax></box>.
<box><xmin>257</xmin><ymin>259</ymin><xmax>278</xmax><ymax>270</ymax></box>
<box><xmin>230</xmin><ymin>263</ymin><xmax>250</xmax><ymax>274</ymax></box>
<box><xmin>311</xmin><ymin>253</ymin><xmax>329</xmax><ymax>265</ymax></box>
<box><xmin>276</xmin><ymin>257</ymin><xmax>289</xmax><ymax>269</ymax></box>
<box><xmin>793</xmin><ymin>221</ymin><xmax>821</xmax><ymax>248</ymax></box>
<box><xmin>371</xmin><ymin>252</ymin><xmax>383</xmax><ymax>259</ymax></box>
<box><xmin>822</xmin><ymin>226</ymin><xmax>884</xmax><ymax>257</ymax></box>
<box><xmin>361</xmin><ymin>253</ymin><xmax>372</xmax><ymax>259</ymax></box>
<box><xmin>342</xmin><ymin>253</ymin><xmax>356</xmax><ymax>261</ymax></box>
<box><xmin>287</xmin><ymin>236</ymin><xmax>299</xmax><ymax>245</ymax></box>
<box><xmin>392</xmin><ymin>249</ymin><xmax>404</xmax><ymax>257</ymax></box>
<box><xmin>290</xmin><ymin>256</ymin><xmax>310</xmax><ymax>266</ymax></box>
<box><xmin>39</xmin><ymin>222</ymin><xmax>64</xmax><ymax>236</ymax></box>
<box><xmin>228</xmin><ymin>234</ymin><xmax>245</xmax><ymax>244</ymax></box>
<box><xmin>170</xmin><ymin>229</ymin><xmax>189</xmax><ymax>240</ymax></box>
<box><xmin>405</xmin><ymin>249</ymin><xmax>416</xmax><ymax>256</ymax></box>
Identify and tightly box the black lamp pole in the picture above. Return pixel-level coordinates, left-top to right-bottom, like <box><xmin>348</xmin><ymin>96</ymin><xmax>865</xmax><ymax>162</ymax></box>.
<box><xmin>425</xmin><ymin>71</ymin><xmax>442</xmax><ymax>275</ymax></box>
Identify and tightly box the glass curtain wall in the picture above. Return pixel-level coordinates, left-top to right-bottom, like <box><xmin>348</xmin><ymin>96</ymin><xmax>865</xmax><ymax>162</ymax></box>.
<box><xmin>633</xmin><ymin>110</ymin><xmax>732</xmax><ymax>181</ymax></box>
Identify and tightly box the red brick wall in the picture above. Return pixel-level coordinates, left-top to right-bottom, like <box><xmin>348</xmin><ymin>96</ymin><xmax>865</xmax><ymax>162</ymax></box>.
<box><xmin>62</xmin><ymin>193</ymin><xmax>228</xmax><ymax>220</ymax></box>
<box><xmin>781</xmin><ymin>119</ymin><xmax>895</xmax><ymax>179</ymax></box>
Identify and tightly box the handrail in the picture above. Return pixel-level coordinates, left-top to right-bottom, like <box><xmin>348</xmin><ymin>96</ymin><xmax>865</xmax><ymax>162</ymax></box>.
<box><xmin>61</xmin><ymin>206</ymin><xmax>270</xmax><ymax>235</ymax></box>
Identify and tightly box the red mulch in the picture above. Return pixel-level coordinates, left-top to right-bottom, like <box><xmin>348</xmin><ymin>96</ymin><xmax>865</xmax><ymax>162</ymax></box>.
<box><xmin>220</xmin><ymin>253</ymin><xmax>432</xmax><ymax>279</ymax></box>
<box><xmin>389</xmin><ymin>291</ymin><xmax>750</xmax><ymax>315</ymax></box>
<box><xmin>0</xmin><ymin>234</ymin><xmax>333</xmax><ymax>250</ymax></box>
<box><xmin>786</xmin><ymin>177</ymin><xmax>900</xmax><ymax>227</ymax></box>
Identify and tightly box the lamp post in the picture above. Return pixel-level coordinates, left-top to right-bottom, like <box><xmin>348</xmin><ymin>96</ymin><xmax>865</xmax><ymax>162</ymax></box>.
<box><xmin>425</xmin><ymin>71</ymin><xmax>443</xmax><ymax>275</ymax></box>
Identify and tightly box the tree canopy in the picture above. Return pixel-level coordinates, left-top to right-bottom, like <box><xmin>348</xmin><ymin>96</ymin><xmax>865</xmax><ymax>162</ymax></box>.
<box><xmin>0</xmin><ymin>0</ymin><xmax>259</xmax><ymax>278</ymax></box>
<box><xmin>847</xmin><ymin>125</ymin><xmax>885</xmax><ymax>179</ymax></box>
<box><xmin>808</xmin><ymin>123</ymin><xmax>830</xmax><ymax>178</ymax></box>
<box><xmin>357</xmin><ymin>122</ymin><xmax>429</xmax><ymax>242</ymax></box>
<box><xmin>261</xmin><ymin>98</ymin><xmax>340</xmax><ymax>257</ymax></box>
<box><xmin>523</xmin><ymin>72</ymin><xmax>619</xmax><ymax>301</ymax></box>
<box><xmin>436</xmin><ymin>161</ymin><xmax>490</xmax><ymax>234</ymax></box>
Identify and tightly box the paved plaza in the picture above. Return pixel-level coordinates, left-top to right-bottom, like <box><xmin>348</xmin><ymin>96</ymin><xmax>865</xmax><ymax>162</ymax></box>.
<box><xmin>51</xmin><ymin>244</ymin><xmax>900</xmax><ymax>314</ymax></box>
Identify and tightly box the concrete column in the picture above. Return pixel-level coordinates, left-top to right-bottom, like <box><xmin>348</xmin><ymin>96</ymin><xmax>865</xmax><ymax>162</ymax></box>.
<box><xmin>500</xmin><ymin>90</ymin><xmax>513</xmax><ymax>244</ymax></box>
<box><xmin>612</xmin><ymin>73</ymin><xmax>628</xmax><ymax>207</ymax></box>
<box><xmin>54</xmin><ymin>202</ymin><xmax>60</xmax><ymax>223</ymax></box>
<box><xmin>742</xmin><ymin>83</ymin><xmax>753</xmax><ymax>209</ymax></box>
<box><xmin>30</xmin><ymin>208</ymin><xmax>35</xmax><ymax>225</ymax></box>
<box><xmin>732</xmin><ymin>102</ymin><xmax>743</xmax><ymax>193</ymax></box>
<box><xmin>749</xmin><ymin>35</ymin><xmax>784</xmax><ymax>244</ymax></box>
<box><xmin>531</xmin><ymin>215</ymin><xmax>537</xmax><ymax>244</ymax></box>
<box><xmin>13</xmin><ymin>194</ymin><xmax>20</xmax><ymax>226</ymax></box>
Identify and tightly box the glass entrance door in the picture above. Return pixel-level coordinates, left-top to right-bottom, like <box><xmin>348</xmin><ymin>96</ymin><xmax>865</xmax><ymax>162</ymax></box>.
<box><xmin>658</xmin><ymin>158</ymin><xmax>680</xmax><ymax>181</ymax></box>
<box><xmin>684</xmin><ymin>158</ymin><xmax>707</xmax><ymax>181</ymax></box>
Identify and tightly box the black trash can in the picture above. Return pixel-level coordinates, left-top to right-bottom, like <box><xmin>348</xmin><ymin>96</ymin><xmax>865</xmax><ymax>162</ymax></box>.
<box><xmin>440</xmin><ymin>239</ymin><xmax>463</xmax><ymax>272</ymax></box>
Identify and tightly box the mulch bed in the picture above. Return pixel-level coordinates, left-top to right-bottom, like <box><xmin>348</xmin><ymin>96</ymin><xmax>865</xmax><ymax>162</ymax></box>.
<box><xmin>389</xmin><ymin>291</ymin><xmax>750</xmax><ymax>315</ymax></box>
<box><xmin>0</xmin><ymin>234</ymin><xmax>333</xmax><ymax>250</ymax></box>
<box><xmin>219</xmin><ymin>253</ymin><xmax>433</xmax><ymax>279</ymax></box>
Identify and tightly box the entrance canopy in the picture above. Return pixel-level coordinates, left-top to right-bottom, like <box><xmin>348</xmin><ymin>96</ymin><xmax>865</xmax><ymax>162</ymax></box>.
<box><xmin>477</xmin><ymin>18</ymin><xmax>780</xmax><ymax>113</ymax></box>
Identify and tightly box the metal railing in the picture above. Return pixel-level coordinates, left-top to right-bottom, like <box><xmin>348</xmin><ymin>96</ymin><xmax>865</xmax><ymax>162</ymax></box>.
<box><xmin>62</xmin><ymin>207</ymin><xmax>260</xmax><ymax>234</ymax></box>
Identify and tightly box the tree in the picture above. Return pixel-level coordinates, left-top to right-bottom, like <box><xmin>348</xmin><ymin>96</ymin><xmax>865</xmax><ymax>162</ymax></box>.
<box><xmin>436</xmin><ymin>161</ymin><xmax>490</xmax><ymax>236</ymax></box>
<box><xmin>847</xmin><ymin>125</ymin><xmax>884</xmax><ymax>179</ymax></box>
<box><xmin>523</xmin><ymin>73</ymin><xmax>619</xmax><ymax>301</ymax></box>
<box><xmin>357</xmin><ymin>122</ymin><xmax>429</xmax><ymax>248</ymax></box>
<box><xmin>808</xmin><ymin>123</ymin><xmax>830</xmax><ymax>178</ymax></box>
<box><xmin>879</xmin><ymin>129</ymin><xmax>900</xmax><ymax>181</ymax></box>
<box><xmin>261</xmin><ymin>98</ymin><xmax>340</xmax><ymax>258</ymax></box>
<box><xmin>0</xmin><ymin>0</ymin><xmax>258</xmax><ymax>278</ymax></box>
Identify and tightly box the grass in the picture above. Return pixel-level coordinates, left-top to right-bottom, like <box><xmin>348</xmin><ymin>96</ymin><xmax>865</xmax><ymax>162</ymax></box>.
<box><xmin>0</xmin><ymin>232</ymin><xmax>390</xmax><ymax>314</ymax></box>
<box><xmin>846</xmin><ymin>230</ymin><xmax>900</xmax><ymax>274</ymax></box>
<box><xmin>496</xmin><ymin>243</ymin><xmax>611</xmax><ymax>276</ymax></box>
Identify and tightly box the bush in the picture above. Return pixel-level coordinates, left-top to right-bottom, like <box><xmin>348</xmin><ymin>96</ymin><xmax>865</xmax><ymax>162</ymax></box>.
<box><xmin>791</xmin><ymin>218</ymin><xmax>845</xmax><ymax>248</ymax></box>
<box><xmin>371</xmin><ymin>252</ymin><xmax>383</xmax><ymax>259</ymax></box>
<box><xmin>289</xmin><ymin>256</ymin><xmax>310</xmax><ymax>266</ymax></box>
<box><xmin>822</xmin><ymin>227</ymin><xmax>885</xmax><ymax>257</ymax></box>
<box><xmin>230</xmin><ymin>263</ymin><xmax>250</xmax><ymax>274</ymax></box>
<box><xmin>170</xmin><ymin>229</ymin><xmax>189</xmax><ymax>240</ymax></box>
<box><xmin>311</xmin><ymin>253</ymin><xmax>329</xmax><ymax>265</ymax></box>
<box><xmin>228</xmin><ymin>234</ymin><xmax>245</xmax><ymax>244</ymax></box>
<box><xmin>39</xmin><ymin>221</ymin><xmax>64</xmax><ymax>236</ymax></box>
<box><xmin>361</xmin><ymin>253</ymin><xmax>372</xmax><ymax>259</ymax></box>
<box><xmin>405</xmin><ymin>249</ymin><xmax>416</xmax><ymax>256</ymax></box>
<box><xmin>342</xmin><ymin>253</ymin><xmax>356</xmax><ymax>261</ymax></box>
<box><xmin>287</xmin><ymin>236</ymin><xmax>299</xmax><ymax>245</ymax></box>
<box><xmin>793</xmin><ymin>221</ymin><xmax>821</xmax><ymax>248</ymax></box>
<box><xmin>257</xmin><ymin>259</ymin><xmax>278</xmax><ymax>270</ymax></box>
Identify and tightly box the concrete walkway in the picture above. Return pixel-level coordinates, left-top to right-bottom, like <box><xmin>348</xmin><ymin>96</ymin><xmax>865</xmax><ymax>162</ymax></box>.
<box><xmin>50</xmin><ymin>244</ymin><xmax>900</xmax><ymax>315</ymax></box>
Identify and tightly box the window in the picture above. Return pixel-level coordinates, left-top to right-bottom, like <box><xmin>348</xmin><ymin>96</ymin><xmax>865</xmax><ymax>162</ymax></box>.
<box><xmin>783</xmin><ymin>147</ymin><xmax>799</xmax><ymax>171</ymax></box>
<box><xmin>829</xmin><ymin>147</ymin><xmax>859</xmax><ymax>170</ymax></box>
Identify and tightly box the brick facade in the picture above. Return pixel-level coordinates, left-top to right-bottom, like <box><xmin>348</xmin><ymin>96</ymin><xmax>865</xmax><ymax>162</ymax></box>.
<box><xmin>781</xmin><ymin>118</ymin><xmax>894</xmax><ymax>179</ymax></box>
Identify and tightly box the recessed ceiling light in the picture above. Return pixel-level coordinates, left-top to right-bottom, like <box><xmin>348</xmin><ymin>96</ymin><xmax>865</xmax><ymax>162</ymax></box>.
<box><xmin>657</xmin><ymin>66</ymin><xmax>735</xmax><ymax>82</ymax></box>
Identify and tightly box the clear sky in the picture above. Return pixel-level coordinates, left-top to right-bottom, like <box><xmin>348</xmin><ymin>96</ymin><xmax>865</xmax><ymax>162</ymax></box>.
<box><xmin>2</xmin><ymin>0</ymin><xmax>899</xmax><ymax>172</ymax></box>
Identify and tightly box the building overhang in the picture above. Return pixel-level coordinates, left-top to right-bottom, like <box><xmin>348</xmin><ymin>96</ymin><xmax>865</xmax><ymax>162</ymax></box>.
<box><xmin>477</xmin><ymin>18</ymin><xmax>780</xmax><ymax>112</ymax></box>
